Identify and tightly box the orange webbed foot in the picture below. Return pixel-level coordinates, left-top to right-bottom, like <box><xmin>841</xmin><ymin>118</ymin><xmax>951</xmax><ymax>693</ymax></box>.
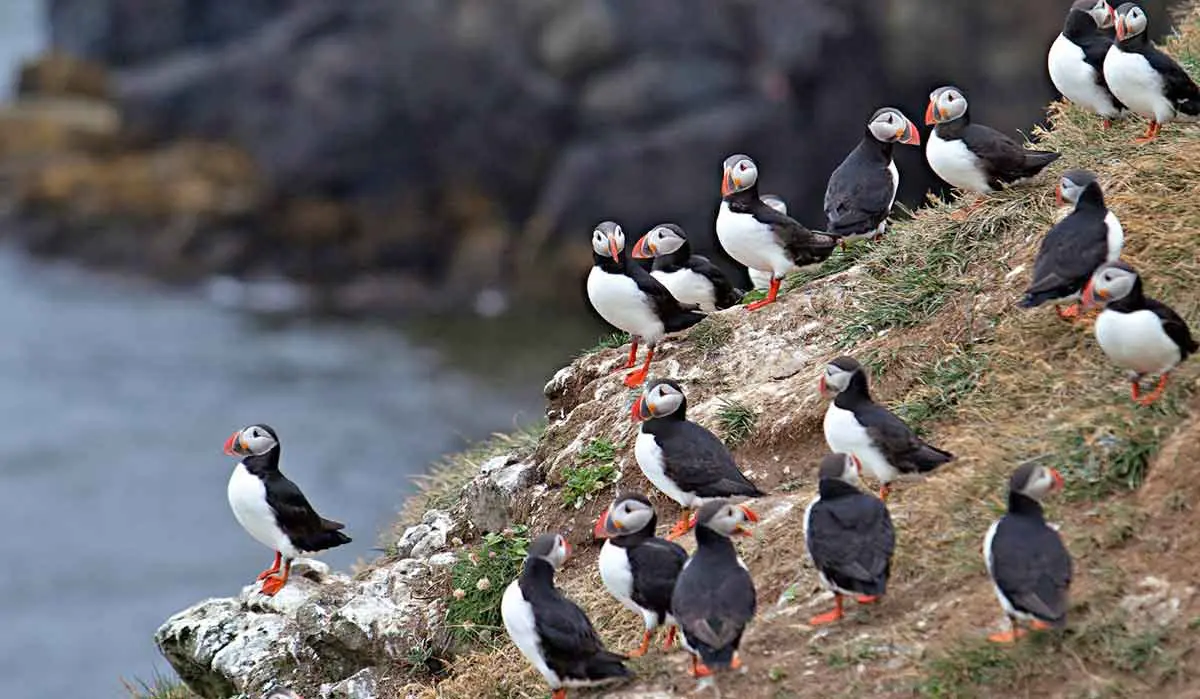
<box><xmin>663</xmin><ymin>626</ymin><xmax>677</xmax><ymax>651</ymax></box>
<box><xmin>745</xmin><ymin>297</ymin><xmax>775</xmax><ymax>311</ymax></box>
<box><xmin>878</xmin><ymin>484</ymin><xmax>891</xmax><ymax>502</ymax></box>
<box><xmin>856</xmin><ymin>595</ymin><xmax>880</xmax><ymax>605</ymax></box>
<box><xmin>1029</xmin><ymin>620</ymin><xmax>1053</xmax><ymax>632</ymax></box>
<box><xmin>260</xmin><ymin>574</ymin><xmax>287</xmax><ymax>596</ymax></box>
<box><xmin>1055</xmin><ymin>303</ymin><xmax>1081</xmax><ymax>320</ymax></box>
<box><xmin>1135</xmin><ymin>374</ymin><xmax>1169</xmax><ymax>406</ymax></box>
<box><xmin>623</xmin><ymin>369</ymin><xmax>649</xmax><ymax>388</ymax></box>
<box><xmin>809</xmin><ymin>608</ymin><xmax>844</xmax><ymax>626</ymax></box>
<box><xmin>987</xmin><ymin>628</ymin><xmax>1027</xmax><ymax>643</ymax></box>
<box><xmin>689</xmin><ymin>658</ymin><xmax>714</xmax><ymax>678</ymax></box>
<box><xmin>551</xmin><ymin>689</ymin><xmax>567</xmax><ymax>699</ymax></box>
<box><xmin>628</xmin><ymin>631</ymin><xmax>652</xmax><ymax>658</ymax></box>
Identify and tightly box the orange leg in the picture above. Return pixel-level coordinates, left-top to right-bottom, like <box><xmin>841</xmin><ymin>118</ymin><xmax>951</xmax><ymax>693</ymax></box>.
<box><xmin>878</xmin><ymin>483</ymin><xmax>891</xmax><ymax>502</ymax></box>
<box><xmin>629</xmin><ymin>630</ymin><xmax>652</xmax><ymax>658</ymax></box>
<box><xmin>257</xmin><ymin>551</ymin><xmax>282</xmax><ymax>581</ymax></box>
<box><xmin>809</xmin><ymin>594</ymin><xmax>845</xmax><ymax>626</ymax></box>
<box><xmin>666</xmin><ymin>508</ymin><xmax>692</xmax><ymax>541</ymax></box>
<box><xmin>856</xmin><ymin>595</ymin><xmax>880</xmax><ymax>605</ymax></box>
<box><xmin>663</xmin><ymin>625</ymin><xmax>677</xmax><ymax>651</ymax></box>
<box><xmin>950</xmin><ymin>198</ymin><xmax>983</xmax><ymax>222</ymax></box>
<box><xmin>551</xmin><ymin>690</ymin><xmax>567</xmax><ymax>699</ymax></box>
<box><xmin>1055</xmin><ymin>303</ymin><xmax>1081</xmax><ymax>320</ymax></box>
<box><xmin>260</xmin><ymin>558</ymin><xmax>291</xmax><ymax>596</ymax></box>
<box><xmin>746</xmin><ymin>278</ymin><xmax>780</xmax><ymax>311</ymax></box>
<box><xmin>1102</xmin><ymin>118</ymin><xmax>1112</xmax><ymax>131</ymax></box>
<box><xmin>623</xmin><ymin>345</ymin><xmax>655</xmax><ymax>388</ymax></box>
<box><xmin>1135</xmin><ymin>374</ymin><xmax>1169</xmax><ymax>406</ymax></box>
<box><xmin>620</xmin><ymin>340</ymin><xmax>639</xmax><ymax>370</ymax></box>
<box><xmin>1030</xmin><ymin>619</ymin><xmax>1052</xmax><ymax>632</ymax></box>
<box><xmin>988</xmin><ymin>616</ymin><xmax>1028</xmax><ymax>643</ymax></box>
<box><xmin>1135</xmin><ymin>120</ymin><xmax>1161</xmax><ymax>143</ymax></box>
<box><xmin>730</xmin><ymin>652</ymin><xmax>743</xmax><ymax>670</ymax></box>
<box><xmin>690</xmin><ymin>655</ymin><xmax>713</xmax><ymax>678</ymax></box>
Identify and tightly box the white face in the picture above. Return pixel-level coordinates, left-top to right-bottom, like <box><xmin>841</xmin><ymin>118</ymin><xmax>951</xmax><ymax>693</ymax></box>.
<box><xmin>1059</xmin><ymin>175</ymin><xmax>1086</xmax><ymax>206</ymax></box>
<box><xmin>1089</xmin><ymin>264</ymin><xmax>1138</xmax><ymax>303</ymax></box>
<box><xmin>722</xmin><ymin>155</ymin><xmax>759</xmax><ymax>195</ymax></box>
<box><xmin>839</xmin><ymin>453</ymin><xmax>862</xmax><ymax>485</ymax></box>
<box><xmin>545</xmin><ymin>534</ymin><xmax>571</xmax><ymax>569</ymax></box>
<box><xmin>867</xmin><ymin>108</ymin><xmax>913</xmax><ymax>143</ymax></box>
<box><xmin>1016</xmin><ymin>465</ymin><xmax>1064</xmax><ymax>501</ymax></box>
<box><xmin>703</xmin><ymin>503</ymin><xmax>758</xmax><ymax>538</ymax></box>
<box><xmin>228</xmin><ymin>425</ymin><xmax>277</xmax><ymax>457</ymax></box>
<box><xmin>820</xmin><ymin>363</ymin><xmax>854</xmax><ymax>396</ymax></box>
<box><xmin>1087</xmin><ymin>0</ymin><xmax>1115</xmax><ymax>28</ymax></box>
<box><xmin>591</xmin><ymin>223</ymin><xmax>625</xmax><ymax>260</ymax></box>
<box><xmin>1116</xmin><ymin>5</ymin><xmax>1147</xmax><ymax>40</ymax></box>
<box><xmin>929</xmin><ymin>87</ymin><xmax>967</xmax><ymax>124</ymax></box>
<box><xmin>608</xmin><ymin>498</ymin><xmax>655</xmax><ymax>533</ymax></box>
<box><xmin>642</xmin><ymin>381</ymin><xmax>685</xmax><ymax>418</ymax></box>
<box><xmin>643</xmin><ymin>226</ymin><xmax>686</xmax><ymax>256</ymax></box>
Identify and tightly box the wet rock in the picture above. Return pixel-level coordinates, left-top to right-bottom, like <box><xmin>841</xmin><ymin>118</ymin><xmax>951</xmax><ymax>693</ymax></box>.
<box><xmin>461</xmin><ymin>454</ymin><xmax>540</xmax><ymax>532</ymax></box>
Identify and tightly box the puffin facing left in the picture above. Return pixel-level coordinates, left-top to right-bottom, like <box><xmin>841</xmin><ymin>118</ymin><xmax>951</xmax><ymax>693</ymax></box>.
<box><xmin>223</xmin><ymin>424</ymin><xmax>351</xmax><ymax>596</ymax></box>
<box><xmin>587</xmin><ymin>221</ymin><xmax>706</xmax><ymax>388</ymax></box>
<box><xmin>502</xmin><ymin>532</ymin><xmax>633</xmax><ymax>699</ymax></box>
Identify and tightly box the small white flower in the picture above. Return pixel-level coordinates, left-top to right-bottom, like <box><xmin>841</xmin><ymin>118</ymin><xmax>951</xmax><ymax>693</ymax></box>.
<box><xmin>452</xmin><ymin>588</ymin><xmax>466</xmax><ymax>600</ymax></box>
<box><xmin>476</xmin><ymin>577</ymin><xmax>492</xmax><ymax>591</ymax></box>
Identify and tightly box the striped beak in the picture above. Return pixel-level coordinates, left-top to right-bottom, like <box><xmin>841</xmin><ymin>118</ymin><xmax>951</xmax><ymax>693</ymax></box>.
<box><xmin>223</xmin><ymin>431</ymin><xmax>244</xmax><ymax>456</ymax></box>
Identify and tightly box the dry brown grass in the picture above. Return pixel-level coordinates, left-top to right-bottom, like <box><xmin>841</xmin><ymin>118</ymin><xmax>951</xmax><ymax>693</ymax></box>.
<box><xmin>377</xmin><ymin>6</ymin><xmax>1200</xmax><ymax>697</ymax></box>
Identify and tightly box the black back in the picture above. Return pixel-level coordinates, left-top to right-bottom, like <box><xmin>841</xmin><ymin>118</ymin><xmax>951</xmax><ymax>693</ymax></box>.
<box><xmin>641</xmin><ymin>409</ymin><xmax>764</xmax><ymax>498</ymax></box>
<box><xmin>988</xmin><ymin>492</ymin><xmax>1072</xmax><ymax>625</ymax></box>
<box><xmin>934</xmin><ymin>111</ymin><xmax>1060</xmax><ymax>189</ymax></box>
<box><xmin>1022</xmin><ymin>182</ymin><xmax>1113</xmax><ymax>307</ymax></box>
<box><xmin>519</xmin><ymin>558</ymin><xmax>632</xmax><ymax>683</ymax></box>
<box><xmin>670</xmin><ymin>525</ymin><xmax>756</xmax><ymax>668</ymax></box>
<box><xmin>823</xmin><ymin>131</ymin><xmax>896</xmax><ymax>237</ymax></box>
<box><xmin>592</xmin><ymin>245</ymin><xmax>706</xmax><ymax>333</ymax></box>
<box><xmin>806</xmin><ymin>479</ymin><xmax>895</xmax><ymax>596</ymax></box>
<box><xmin>834</xmin><ymin>372</ymin><xmax>955</xmax><ymax>474</ymax></box>
<box><xmin>609</xmin><ymin>514</ymin><xmax>689</xmax><ymax>625</ymax></box>
<box><xmin>242</xmin><ymin>443</ymin><xmax>351</xmax><ymax>553</ymax></box>
<box><xmin>650</xmin><ymin>231</ymin><xmax>744</xmax><ymax>310</ymax></box>
<box><xmin>1116</xmin><ymin>21</ymin><xmax>1200</xmax><ymax>115</ymax></box>
<box><xmin>724</xmin><ymin>185</ymin><xmax>837</xmax><ymax>266</ymax></box>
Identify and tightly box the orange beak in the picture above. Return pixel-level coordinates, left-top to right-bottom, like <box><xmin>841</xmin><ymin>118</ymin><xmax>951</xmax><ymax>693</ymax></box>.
<box><xmin>632</xmin><ymin>395</ymin><xmax>650</xmax><ymax>422</ymax></box>
<box><xmin>223</xmin><ymin>431</ymin><xmax>241</xmax><ymax>456</ymax></box>
<box><xmin>1080</xmin><ymin>279</ymin><xmax>1110</xmax><ymax>309</ymax></box>
<box><xmin>593</xmin><ymin>509</ymin><xmax>622</xmax><ymax>539</ymax></box>
<box><xmin>630</xmin><ymin>233</ymin><xmax>656</xmax><ymax>260</ymax></box>
<box><xmin>563</xmin><ymin>540</ymin><xmax>573</xmax><ymax>559</ymax></box>
<box><xmin>608</xmin><ymin>237</ymin><xmax>620</xmax><ymax>262</ymax></box>
<box><xmin>1115</xmin><ymin>17</ymin><xmax>1125</xmax><ymax>41</ymax></box>
<box><xmin>850</xmin><ymin>454</ymin><xmax>863</xmax><ymax>477</ymax></box>
<box><xmin>1055</xmin><ymin>184</ymin><xmax>1064</xmax><ymax>206</ymax></box>
<box><xmin>735</xmin><ymin>505</ymin><xmax>758</xmax><ymax>537</ymax></box>
<box><xmin>721</xmin><ymin>168</ymin><xmax>735</xmax><ymax>196</ymax></box>
<box><xmin>1050</xmin><ymin>468</ymin><xmax>1065</xmax><ymax>492</ymax></box>
<box><xmin>924</xmin><ymin>101</ymin><xmax>938</xmax><ymax>126</ymax></box>
<box><xmin>818</xmin><ymin>375</ymin><xmax>831</xmax><ymax>398</ymax></box>
<box><xmin>898</xmin><ymin>120</ymin><xmax>921</xmax><ymax>146</ymax></box>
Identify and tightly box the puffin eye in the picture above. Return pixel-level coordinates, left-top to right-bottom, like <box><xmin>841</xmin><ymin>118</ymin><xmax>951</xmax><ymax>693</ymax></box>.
<box><xmin>251</xmin><ymin>429</ymin><xmax>261</xmax><ymax>438</ymax></box>
<box><xmin>739</xmin><ymin>162</ymin><xmax>748</xmax><ymax>171</ymax></box>
<box><xmin>623</xmin><ymin>504</ymin><xmax>632</xmax><ymax>513</ymax></box>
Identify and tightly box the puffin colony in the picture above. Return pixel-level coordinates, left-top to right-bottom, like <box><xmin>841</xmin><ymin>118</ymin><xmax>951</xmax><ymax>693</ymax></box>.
<box><xmin>211</xmin><ymin>2</ymin><xmax>1197</xmax><ymax>695</ymax></box>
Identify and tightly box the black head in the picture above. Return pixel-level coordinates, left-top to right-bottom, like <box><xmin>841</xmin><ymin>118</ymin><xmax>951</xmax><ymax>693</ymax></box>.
<box><xmin>818</xmin><ymin>452</ymin><xmax>862</xmax><ymax>486</ymax></box>
<box><xmin>223</xmin><ymin>424</ymin><xmax>279</xmax><ymax>458</ymax></box>
<box><xmin>1114</xmin><ymin>3</ymin><xmax>1148</xmax><ymax>43</ymax></box>
<box><xmin>691</xmin><ymin>499</ymin><xmax>759</xmax><ymax>538</ymax></box>
<box><xmin>867</xmin><ymin>107</ymin><xmax>921</xmax><ymax>146</ymax></box>
<box><xmin>591</xmin><ymin>221</ymin><xmax>626</xmax><ymax>263</ymax></box>
<box><xmin>1009</xmin><ymin>463</ymin><xmax>1065</xmax><ymax>502</ymax></box>
<box><xmin>818</xmin><ymin>356</ymin><xmax>867</xmax><ymax>398</ymax></box>
<box><xmin>631</xmin><ymin>223</ymin><xmax>690</xmax><ymax>260</ymax></box>
<box><xmin>925</xmin><ymin>86</ymin><xmax>968</xmax><ymax>126</ymax></box>
<box><xmin>721</xmin><ymin>154</ymin><xmax>759</xmax><ymax>197</ymax></box>
<box><xmin>593</xmin><ymin>492</ymin><xmax>657</xmax><ymax>539</ymax></box>
<box><xmin>527</xmin><ymin>532</ymin><xmax>572</xmax><ymax>569</ymax></box>
<box><xmin>632</xmin><ymin>379</ymin><xmax>687</xmax><ymax>422</ymax></box>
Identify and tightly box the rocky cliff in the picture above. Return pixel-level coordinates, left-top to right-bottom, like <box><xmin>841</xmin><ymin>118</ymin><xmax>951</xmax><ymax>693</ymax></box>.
<box><xmin>153</xmin><ymin>9</ymin><xmax>1200</xmax><ymax>694</ymax></box>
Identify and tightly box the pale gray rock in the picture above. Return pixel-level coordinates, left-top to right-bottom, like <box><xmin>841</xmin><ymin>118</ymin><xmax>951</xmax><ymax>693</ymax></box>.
<box><xmin>394</xmin><ymin>508</ymin><xmax>456</xmax><ymax>558</ymax></box>
<box><xmin>461</xmin><ymin>453</ymin><xmax>539</xmax><ymax>532</ymax></box>
<box><xmin>320</xmin><ymin>668</ymin><xmax>379</xmax><ymax>699</ymax></box>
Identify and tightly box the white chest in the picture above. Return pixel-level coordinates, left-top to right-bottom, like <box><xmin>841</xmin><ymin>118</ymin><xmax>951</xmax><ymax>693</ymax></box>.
<box><xmin>1103</xmin><ymin>212</ymin><xmax>1125</xmax><ymax>261</ymax></box>
<box><xmin>651</xmin><ymin>268</ymin><xmax>717</xmax><ymax>312</ymax></box>
<box><xmin>501</xmin><ymin>581</ymin><xmax>559</xmax><ymax>686</ymax></box>
<box><xmin>1094</xmin><ymin>309</ymin><xmax>1182</xmax><ymax>375</ymax></box>
<box><xmin>823</xmin><ymin>404</ymin><xmax>898</xmax><ymax>483</ymax></box>
<box><xmin>1049</xmin><ymin>35</ymin><xmax>1121</xmax><ymax>116</ymax></box>
<box><xmin>927</xmin><ymin>129</ymin><xmax>993</xmax><ymax>193</ymax></box>
<box><xmin>598</xmin><ymin>541</ymin><xmax>638</xmax><ymax>609</ymax></box>
<box><xmin>586</xmin><ymin>266</ymin><xmax>665</xmax><ymax>342</ymax></box>
<box><xmin>1104</xmin><ymin>46</ymin><xmax>1171</xmax><ymax>121</ymax></box>
<box><xmin>634</xmin><ymin>431</ymin><xmax>697</xmax><ymax>507</ymax></box>
<box><xmin>227</xmin><ymin>464</ymin><xmax>294</xmax><ymax>556</ymax></box>
<box><xmin>715</xmin><ymin>202</ymin><xmax>794</xmax><ymax>277</ymax></box>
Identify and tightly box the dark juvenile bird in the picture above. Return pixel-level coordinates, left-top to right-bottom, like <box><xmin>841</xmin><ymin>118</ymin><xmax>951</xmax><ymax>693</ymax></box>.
<box><xmin>633</xmin><ymin>379</ymin><xmax>765</xmax><ymax>540</ymax></box>
<box><xmin>1081</xmin><ymin>261</ymin><xmax>1198</xmax><ymax>405</ymax></box>
<box><xmin>594</xmin><ymin>493</ymin><xmax>689</xmax><ymax>656</ymax></box>
<box><xmin>984</xmin><ymin>464</ymin><xmax>1071</xmax><ymax>643</ymax></box>
<box><xmin>671</xmin><ymin>500</ymin><xmax>758</xmax><ymax>679</ymax></box>
<box><xmin>1020</xmin><ymin>170</ymin><xmax>1123</xmax><ymax>320</ymax></box>
<box><xmin>631</xmin><ymin>223</ymin><xmax>744</xmax><ymax>311</ymax></box>
<box><xmin>820</xmin><ymin>357</ymin><xmax>954</xmax><ymax>501</ymax></box>
<box><xmin>1105</xmin><ymin>3</ymin><xmax>1200</xmax><ymax>142</ymax></box>
<box><xmin>502</xmin><ymin>533</ymin><xmax>633</xmax><ymax>698</ymax></box>
<box><xmin>586</xmin><ymin>221</ymin><xmax>705</xmax><ymax>388</ymax></box>
<box><xmin>804</xmin><ymin>453</ymin><xmax>896</xmax><ymax>626</ymax></box>
<box><xmin>823</xmin><ymin>107</ymin><xmax>921</xmax><ymax>248</ymax></box>
<box><xmin>223</xmin><ymin>424</ymin><xmax>351</xmax><ymax>596</ymax></box>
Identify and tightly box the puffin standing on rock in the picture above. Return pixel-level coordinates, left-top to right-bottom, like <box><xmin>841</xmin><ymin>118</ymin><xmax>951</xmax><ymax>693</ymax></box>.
<box><xmin>820</xmin><ymin>357</ymin><xmax>954</xmax><ymax>501</ymax></box>
<box><xmin>984</xmin><ymin>464</ymin><xmax>1072</xmax><ymax>643</ymax></box>
<box><xmin>804</xmin><ymin>453</ymin><xmax>896</xmax><ymax>626</ymax></box>
<box><xmin>593</xmin><ymin>493</ymin><xmax>689</xmax><ymax>656</ymax></box>
<box><xmin>671</xmin><ymin>500</ymin><xmax>758</xmax><ymax>679</ymax></box>
<box><xmin>1105</xmin><ymin>3</ymin><xmax>1200</xmax><ymax>142</ymax></box>
<box><xmin>925</xmin><ymin>86</ymin><xmax>1060</xmax><ymax>208</ymax></box>
<box><xmin>630</xmin><ymin>223</ymin><xmax>744</xmax><ymax>312</ymax></box>
<box><xmin>502</xmin><ymin>532</ymin><xmax>633</xmax><ymax>698</ymax></box>
<box><xmin>633</xmin><ymin>379</ymin><xmax>766</xmax><ymax>540</ymax></box>
<box><xmin>1048</xmin><ymin>0</ymin><xmax>1126</xmax><ymax>130</ymax></box>
<box><xmin>587</xmin><ymin>221</ymin><xmax>706</xmax><ymax>388</ymax></box>
<box><xmin>223</xmin><ymin>424</ymin><xmax>351</xmax><ymax>596</ymax></box>
<box><xmin>716</xmin><ymin>154</ymin><xmax>837</xmax><ymax>309</ymax></box>
<box><xmin>1020</xmin><ymin>169</ymin><xmax>1123</xmax><ymax>319</ymax></box>
<box><xmin>1081</xmin><ymin>261</ymin><xmax>1198</xmax><ymax>405</ymax></box>
<box><xmin>823</xmin><ymin>107</ymin><xmax>922</xmax><ymax>248</ymax></box>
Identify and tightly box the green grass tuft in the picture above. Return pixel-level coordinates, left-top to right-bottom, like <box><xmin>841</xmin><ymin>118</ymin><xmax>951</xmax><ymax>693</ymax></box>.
<box><xmin>716</xmin><ymin>398</ymin><xmax>757</xmax><ymax>447</ymax></box>
<box><xmin>690</xmin><ymin>315</ymin><xmax>734</xmax><ymax>354</ymax></box>
<box><xmin>561</xmin><ymin>437</ymin><xmax>621</xmax><ymax>508</ymax></box>
<box><xmin>1052</xmin><ymin>421</ymin><xmax>1160</xmax><ymax>501</ymax></box>
<box><xmin>445</xmin><ymin>525</ymin><xmax>530</xmax><ymax>646</ymax></box>
<box><xmin>121</xmin><ymin>672</ymin><xmax>198</xmax><ymax>699</ymax></box>
<box><xmin>895</xmin><ymin>346</ymin><xmax>989</xmax><ymax>433</ymax></box>
<box><xmin>786</xmin><ymin>243</ymin><xmax>870</xmax><ymax>289</ymax></box>
<box><xmin>583</xmin><ymin>332</ymin><xmax>631</xmax><ymax>355</ymax></box>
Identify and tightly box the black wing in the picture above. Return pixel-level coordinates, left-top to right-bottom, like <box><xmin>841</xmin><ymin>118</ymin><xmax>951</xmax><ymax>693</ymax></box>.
<box><xmin>1022</xmin><ymin>211</ymin><xmax>1110</xmax><ymax>306</ymax></box>
<box><xmin>628</xmin><ymin>538</ymin><xmax>689</xmax><ymax>617</ymax></box>
<box><xmin>1146</xmin><ymin>298</ymin><xmax>1200</xmax><ymax>358</ymax></box>
<box><xmin>962</xmin><ymin>124</ymin><xmax>1060</xmax><ymax>187</ymax></box>
<box><xmin>823</xmin><ymin>156</ymin><xmax>894</xmax><ymax>237</ymax></box>
<box><xmin>625</xmin><ymin>260</ymin><xmax>707</xmax><ymax>333</ymax></box>
<box><xmin>743</xmin><ymin>199</ymin><xmax>837</xmax><ymax>266</ymax></box>
<box><xmin>657</xmin><ymin>422</ymin><xmax>764</xmax><ymax>497</ymax></box>
<box><xmin>806</xmin><ymin>495</ymin><xmax>895</xmax><ymax>595</ymax></box>
<box><xmin>687</xmin><ymin>254</ymin><xmax>742</xmax><ymax>309</ymax></box>
<box><xmin>537</xmin><ymin>592</ymin><xmax>628</xmax><ymax>678</ymax></box>
<box><xmin>672</xmin><ymin>560</ymin><xmax>756</xmax><ymax>662</ymax></box>
<box><xmin>1146</xmin><ymin>47</ymin><xmax>1200</xmax><ymax>112</ymax></box>
<box><xmin>990</xmin><ymin>517</ymin><xmax>1072</xmax><ymax>624</ymax></box>
<box><xmin>857</xmin><ymin>403</ymin><xmax>954</xmax><ymax>474</ymax></box>
<box><xmin>264</xmin><ymin>473</ymin><xmax>351</xmax><ymax>552</ymax></box>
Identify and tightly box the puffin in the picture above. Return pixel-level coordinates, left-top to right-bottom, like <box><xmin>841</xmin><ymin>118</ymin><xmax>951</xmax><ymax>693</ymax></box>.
<box><xmin>630</xmin><ymin>223</ymin><xmax>744</xmax><ymax>312</ymax></box>
<box><xmin>823</xmin><ymin>107</ymin><xmax>922</xmax><ymax>247</ymax></box>
<box><xmin>593</xmin><ymin>493</ymin><xmax>689</xmax><ymax>656</ymax></box>
<box><xmin>819</xmin><ymin>357</ymin><xmax>954</xmax><ymax>501</ymax></box>
<box><xmin>1048</xmin><ymin>0</ymin><xmax>1126</xmax><ymax>130</ymax></box>
<box><xmin>223</xmin><ymin>424</ymin><xmax>351</xmax><ymax>596</ymax></box>
<box><xmin>587</xmin><ymin>221</ymin><xmax>706</xmax><ymax>388</ymax></box>
<box><xmin>671</xmin><ymin>500</ymin><xmax>758</xmax><ymax>679</ymax></box>
<box><xmin>501</xmin><ymin>532</ymin><xmax>633</xmax><ymax>698</ymax></box>
<box><xmin>1104</xmin><ymin>3</ymin><xmax>1200</xmax><ymax>142</ymax></box>
<box><xmin>633</xmin><ymin>379</ymin><xmax>766</xmax><ymax>540</ymax></box>
<box><xmin>716</xmin><ymin>154</ymin><xmax>837</xmax><ymax>310</ymax></box>
<box><xmin>925</xmin><ymin>86</ymin><xmax>1060</xmax><ymax>197</ymax></box>
<box><xmin>1080</xmin><ymin>261</ymin><xmax>1198</xmax><ymax>405</ymax></box>
<box><xmin>1020</xmin><ymin>169</ymin><xmax>1123</xmax><ymax>319</ymax></box>
<box><xmin>983</xmin><ymin>463</ymin><xmax>1071</xmax><ymax>643</ymax></box>
<box><xmin>803</xmin><ymin>453</ymin><xmax>896</xmax><ymax>626</ymax></box>
<box><xmin>749</xmin><ymin>195</ymin><xmax>789</xmax><ymax>291</ymax></box>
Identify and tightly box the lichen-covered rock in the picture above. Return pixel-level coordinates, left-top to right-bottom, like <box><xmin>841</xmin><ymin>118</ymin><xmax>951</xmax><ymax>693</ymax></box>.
<box><xmin>460</xmin><ymin>453</ymin><xmax>540</xmax><ymax>532</ymax></box>
<box><xmin>154</xmin><ymin>556</ymin><xmax>447</xmax><ymax>699</ymax></box>
<box><xmin>394</xmin><ymin>509</ymin><xmax>459</xmax><ymax>559</ymax></box>
<box><xmin>319</xmin><ymin>668</ymin><xmax>378</xmax><ymax>699</ymax></box>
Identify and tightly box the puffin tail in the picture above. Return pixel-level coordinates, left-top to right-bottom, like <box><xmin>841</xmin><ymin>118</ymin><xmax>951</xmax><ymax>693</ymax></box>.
<box><xmin>1021</xmin><ymin>150</ymin><xmax>1060</xmax><ymax>177</ymax></box>
<box><xmin>1019</xmin><ymin>290</ymin><xmax>1056</xmax><ymax>309</ymax></box>
<box><xmin>301</xmin><ymin>527</ymin><xmax>352</xmax><ymax>552</ymax></box>
<box><xmin>584</xmin><ymin>650</ymin><xmax>633</xmax><ymax>681</ymax></box>
<box><xmin>1177</xmin><ymin>95</ymin><xmax>1200</xmax><ymax>117</ymax></box>
<box><xmin>665</xmin><ymin>309</ymin><xmax>707</xmax><ymax>333</ymax></box>
<box><xmin>913</xmin><ymin>443</ymin><xmax>954</xmax><ymax>472</ymax></box>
